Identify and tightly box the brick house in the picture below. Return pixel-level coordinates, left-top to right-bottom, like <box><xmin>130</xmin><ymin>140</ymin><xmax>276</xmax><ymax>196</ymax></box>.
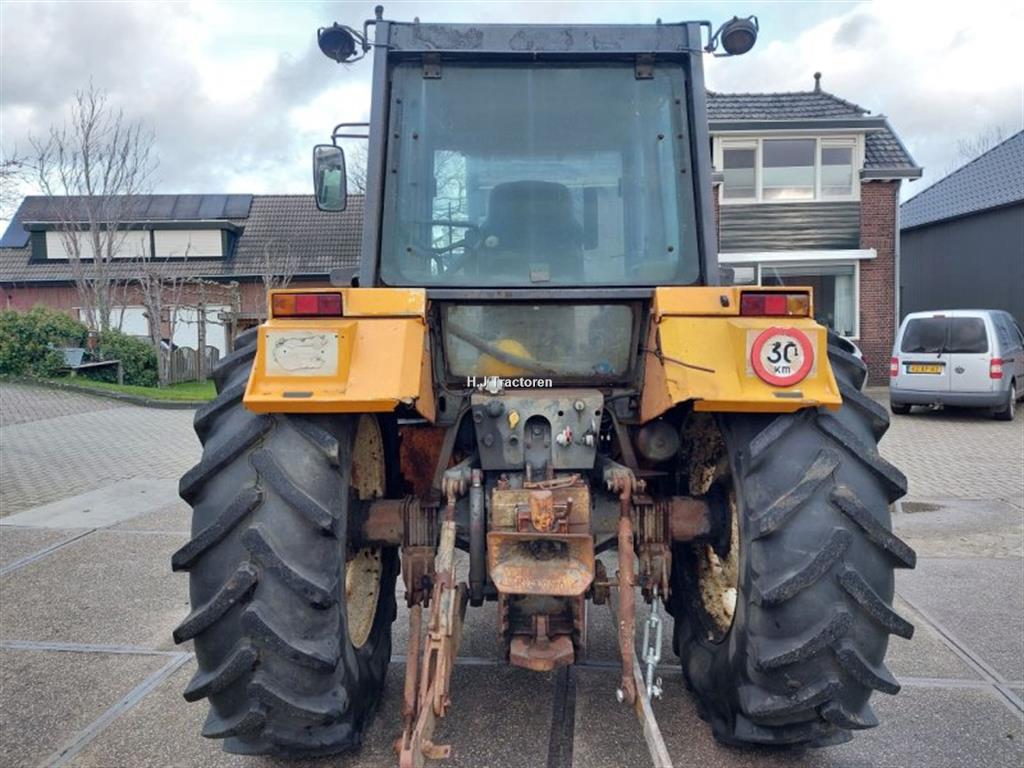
<box><xmin>707</xmin><ymin>76</ymin><xmax>921</xmax><ymax>381</ymax></box>
<box><xmin>1</xmin><ymin>80</ymin><xmax>918</xmax><ymax>379</ymax></box>
<box><xmin>0</xmin><ymin>194</ymin><xmax>364</xmax><ymax>354</ymax></box>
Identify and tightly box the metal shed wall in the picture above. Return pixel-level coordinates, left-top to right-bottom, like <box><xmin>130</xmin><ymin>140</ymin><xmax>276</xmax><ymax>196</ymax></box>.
<box><xmin>900</xmin><ymin>202</ymin><xmax>1024</xmax><ymax>327</ymax></box>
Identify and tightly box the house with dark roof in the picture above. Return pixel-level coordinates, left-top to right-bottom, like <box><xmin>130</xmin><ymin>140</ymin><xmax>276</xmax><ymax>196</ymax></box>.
<box><xmin>708</xmin><ymin>73</ymin><xmax>921</xmax><ymax>381</ymax></box>
<box><xmin>899</xmin><ymin>131</ymin><xmax>1024</xmax><ymax>327</ymax></box>
<box><xmin>1</xmin><ymin>77</ymin><xmax>919</xmax><ymax>378</ymax></box>
<box><xmin>0</xmin><ymin>194</ymin><xmax>364</xmax><ymax>352</ymax></box>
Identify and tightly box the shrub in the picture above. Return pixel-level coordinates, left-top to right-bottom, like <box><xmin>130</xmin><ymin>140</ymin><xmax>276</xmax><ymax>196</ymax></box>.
<box><xmin>96</xmin><ymin>329</ymin><xmax>158</xmax><ymax>387</ymax></box>
<box><xmin>0</xmin><ymin>306</ymin><xmax>89</xmax><ymax>377</ymax></box>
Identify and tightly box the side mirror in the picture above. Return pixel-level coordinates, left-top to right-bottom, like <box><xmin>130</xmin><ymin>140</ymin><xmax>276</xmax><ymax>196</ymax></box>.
<box><xmin>313</xmin><ymin>144</ymin><xmax>347</xmax><ymax>211</ymax></box>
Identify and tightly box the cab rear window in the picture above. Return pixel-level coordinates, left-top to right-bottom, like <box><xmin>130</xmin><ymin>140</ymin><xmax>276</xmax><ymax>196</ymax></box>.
<box><xmin>901</xmin><ymin>317</ymin><xmax>988</xmax><ymax>354</ymax></box>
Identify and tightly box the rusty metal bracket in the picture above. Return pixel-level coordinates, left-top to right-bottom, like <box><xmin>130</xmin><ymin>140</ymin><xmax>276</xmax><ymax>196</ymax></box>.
<box><xmin>615</xmin><ymin>479</ymin><xmax>637</xmax><ymax>705</ymax></box>
<box><xmin>607</xmin><ymin>593</ymin><xmax>674</xmax><ymax>768</ymax></box>
<box><xmin>398</xmin><ymin>513</ymin><xmax>467</xmax><ymax>768</ymax></box>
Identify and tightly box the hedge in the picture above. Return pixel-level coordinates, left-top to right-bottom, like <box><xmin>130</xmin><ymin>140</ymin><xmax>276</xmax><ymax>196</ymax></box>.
<box><xmin>0</xmin><ymin>306</ymin><xmax>158</xmax><ymax>386</ymax></box>
<box><xmin>0</xmin><ymin>306</ymin><xmax>88</xmax><ymax>378</ymax></box>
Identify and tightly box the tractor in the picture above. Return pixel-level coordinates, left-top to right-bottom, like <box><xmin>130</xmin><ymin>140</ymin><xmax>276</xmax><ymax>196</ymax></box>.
<box><xmin>172</xmin><ymin>9</ymin><xmax>915</xmax><ymax>765</ymax></box>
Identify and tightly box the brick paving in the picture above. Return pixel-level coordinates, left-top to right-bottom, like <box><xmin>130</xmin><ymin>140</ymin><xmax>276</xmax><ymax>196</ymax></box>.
<box><xmin>0</xmin><ymin>384</ymin><xmax>199</xmax><ymax>516</ymax></box>
<box><xmin>869</xmin><ymin>389</ymin><xmax>1024</xmax><ymax>507</ymax></box>
<box><xmin>0</xmin><ymin>383</ymin><xmax>125</xmax><ymax>428</ymax></box>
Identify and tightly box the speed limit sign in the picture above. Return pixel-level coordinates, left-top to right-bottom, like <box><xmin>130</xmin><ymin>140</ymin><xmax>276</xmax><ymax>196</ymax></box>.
<box><xmin>750</xmin><ymin>327</ymin><xmax>815</xmax><ymax>387</ymax></box>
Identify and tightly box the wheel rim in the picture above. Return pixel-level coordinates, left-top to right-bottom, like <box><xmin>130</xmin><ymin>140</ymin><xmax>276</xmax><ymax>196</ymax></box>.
<box><xmin>346</xmin><ymin>415</ymin><xmax>385</xmax><ymax>649</ymax></box>
<box><xmin>695</xmin><ymin>490</ymin><xmax>739</xmax><ymax>641</ymax></box>
<box><xmin>684</xmin><ymin>414</ymin><xmax>740</xmax><ymax>642</ymax></box>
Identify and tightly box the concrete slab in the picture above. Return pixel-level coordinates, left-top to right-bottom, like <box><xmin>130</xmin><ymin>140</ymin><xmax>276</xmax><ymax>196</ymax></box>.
<box><xmin>71</xmin><ymin>658</ymin><xmax>400</xmax><ymax>768</ymax></box>
<box><xmin>573</xmin><ymin>666</ymin><xmax>652</xmax><ymax>768</ymax></box>
<box><xmin>644</xmin><ymin>683</ymin><xmax>1024</xmax><ymax>768</ymax></box>
<box><xmin>898</xmin><ymin>557</ymin><xmax>1024</xmax><ymax>682</ymax></box>
<box><xmin>0</xmin><ymin>649</ymin><xmax>168</xmax><ymax>768</ymax></box>
<box><xmin>0</xmin><ymin>530</ymin><xmax>188</xmax><ymax>650</ymax></box>
<box><xmin>0</xmin><ymin>526</ymin><xmax>88</xmax><ymax>571</ymax></box>
<box><xmin>887</xmin><ymin>597</ymin><xmax>982</xmax><ymax>681</ymax></box>
<box><xmin>431</xmin><ymin>664</ymin><xmax>556</xmax><ymax>768</ymax></box>
<box><xmin>894</xmin><ymin>498</ymin><xmax>1024</xmax><ymax>560</ymax></box>
<box><xmin>73</xmin><ymin>659</ymin><xmax>555</xmax><ymax>768</ymax></box>
<box><xmin>1</xmin><ymin>478</ymin><xmax>179</xmax><ymax>529</ymax></box>
<box><xmin>828</xmin><ymin>687</ymin><xmax>1024</xmax><ymax>768</ymax></box>
<box><xmin>108</xmin><ymin>500</ymin><xmax>191</xmax><ymax>533</ymax></box>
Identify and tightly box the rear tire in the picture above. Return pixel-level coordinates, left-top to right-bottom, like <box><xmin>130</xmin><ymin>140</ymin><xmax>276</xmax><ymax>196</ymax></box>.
<box><xmin>171</xmin><ymin>329</ymin><xmax>398</xmax><ymax>756</ymax></box>
<box><xmin>993</xmin><ymin>383</ymin><xmax>1015</xmax><ymax>421</ymax></box>
<box><xmin>889</xmin><ymin>401</ymin><xmax>911</xmax><ymax>415</ymax></box>
<box><xmin>673</xmin><ymin>333</ymin><xmax>916</xmax><ymax>747</ymax></box>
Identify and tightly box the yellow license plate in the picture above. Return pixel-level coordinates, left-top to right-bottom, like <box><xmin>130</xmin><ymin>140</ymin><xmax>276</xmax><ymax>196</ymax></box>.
<box><xmin>907</xmin><ymin>364</ymin><xmax>943</xmax><ymax>374</ymax></box>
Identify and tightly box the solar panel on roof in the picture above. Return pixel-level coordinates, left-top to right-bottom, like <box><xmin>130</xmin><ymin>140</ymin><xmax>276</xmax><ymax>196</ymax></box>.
<box><xmin>0</xmin><ymin>210</ymin><xmax>30</xmax><ymax>248</ymax></box>
<box><xmin>173</xmin><ymin>195</ymin><xmax>203</xmax><ymax>220</ymax></box>
<box><xmin>224</xmin><ymin>194</ymin><xmax>254</xmax><ymax>218</ymax></box>
<box><xmin>146</xmin><ymin>196</ymin><xmax>177</xmax><ymax>219</ymax></box>
<box><xmin>198</xmin><ymin>194</ymin><xmax>228</xmax><ymax>219</ymax></box>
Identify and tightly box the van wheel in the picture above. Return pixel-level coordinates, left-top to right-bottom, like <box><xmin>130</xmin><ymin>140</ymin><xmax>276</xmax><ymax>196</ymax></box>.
<box><xmin>172</xmin><ymin>329</ymin><xmax>398</xmax><ymax>757</ymax></box>
<box><xmin>672</xmin><ymin>333</ymin><xmax>916</xmax><ymax>747</ymax></box>
<box><xmin>890</xmin><ymin>402</ymin><xmax>911</xmax><ymax>416</ymax></box>
<box><xmin>993</xmin><ymin>383</ymin><xmax>1015</xmax><ymax>421</ymax></box>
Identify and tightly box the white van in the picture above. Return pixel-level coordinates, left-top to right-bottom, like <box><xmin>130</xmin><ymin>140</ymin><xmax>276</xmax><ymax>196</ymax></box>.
<box><xmin>890</xmin><ymin>310</ymin><xmax>1024</xmax><ymax>421</ymax></box>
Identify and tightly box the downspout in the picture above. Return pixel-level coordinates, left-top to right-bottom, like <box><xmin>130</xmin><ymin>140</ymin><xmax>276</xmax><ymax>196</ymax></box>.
<box><xmin>894</xmin><ymin>181</ymin><xmax>901</xmax><ymax>326</ymax></box>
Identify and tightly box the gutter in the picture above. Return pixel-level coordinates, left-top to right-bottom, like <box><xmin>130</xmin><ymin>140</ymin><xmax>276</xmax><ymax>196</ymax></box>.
<box><xmin>709</xmin><ymin>116</ymin><xmax>890</xmax><ymax>132</ymax></box>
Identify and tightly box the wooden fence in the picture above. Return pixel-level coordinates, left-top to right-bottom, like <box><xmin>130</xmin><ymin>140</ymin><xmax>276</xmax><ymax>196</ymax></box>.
<box><xmin>168</xmin><ymin>346</ymin><xmax>221</xmax><ymax>384</ymax></box>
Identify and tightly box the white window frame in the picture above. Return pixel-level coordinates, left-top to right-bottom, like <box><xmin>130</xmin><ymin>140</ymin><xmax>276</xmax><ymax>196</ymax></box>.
<box><xmin>715</xmin><ymin>133</ymin><xmax>863</xmax><ymax>205</ymax></box>
<box><xmin>722</xmin><ymin>258</ymin><xmax>861</xmax><ymax>340</ymax></box>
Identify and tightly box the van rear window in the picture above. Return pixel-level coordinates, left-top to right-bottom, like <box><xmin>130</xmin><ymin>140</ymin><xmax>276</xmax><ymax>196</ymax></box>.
<box><xmin>947</xmin><ymin>318</ymin><xmax>988</xmax><ymax>353</ymax></box>
<box><xmin>901</xmin><ymin>318</ymin><xmax>946</xmax><ymax>353</ymax></box>
<box><xmin>901</xmin><ymin>317</ymin><xmax>988</xmax><ymax>354</ymax></box>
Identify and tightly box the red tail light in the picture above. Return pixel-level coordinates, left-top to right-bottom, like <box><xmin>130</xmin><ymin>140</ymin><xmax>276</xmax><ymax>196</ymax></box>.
<box><xmin>271</xmin><ymin>292</ymin><xmax>343</xmax><ymax>318</ymax></box>
<box><xmin>890</xmin><ymin>357</ymin><xmax>899</xmax><ymax>378</ymax></box>
<box><xmin>990</xmin><ymin>358</ymin><xmax>1004</xmax><ymax>379</ymax></box>
<box><xmin>739</xmin><ymin>291</ymin><xmax>810</xmax><ymax>317</ymax></box>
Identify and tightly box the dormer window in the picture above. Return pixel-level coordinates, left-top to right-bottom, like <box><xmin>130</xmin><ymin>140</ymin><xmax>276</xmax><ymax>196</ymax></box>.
<box><xmin>718</xmin><ymin>136</ymin><xmax>860</xmax><ymax>203</ymax></box>
<box><xmin>32</xmin><ymin>223</ymin><xmax>234</xmax><ymax>260</ymax></box>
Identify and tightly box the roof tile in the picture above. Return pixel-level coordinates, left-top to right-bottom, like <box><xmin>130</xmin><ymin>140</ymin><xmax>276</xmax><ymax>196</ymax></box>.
<box><xmin>900</xmin><ymin>131</ymin><xmax>1024</xmax><ymax>229</ymax></box>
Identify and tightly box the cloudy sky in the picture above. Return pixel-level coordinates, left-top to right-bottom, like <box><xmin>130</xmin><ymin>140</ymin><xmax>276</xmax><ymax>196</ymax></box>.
<box><xmin>2</xmin><ymin>0</ymin><xmax>1022</xmax><ymax>222</ymax></box>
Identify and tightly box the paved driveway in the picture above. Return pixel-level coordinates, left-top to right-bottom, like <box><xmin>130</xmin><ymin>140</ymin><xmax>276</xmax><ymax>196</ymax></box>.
<box><xmin>0</xmin><ymin>383</ymin><xmax>1021</xmax><ymax>768</ymax></box>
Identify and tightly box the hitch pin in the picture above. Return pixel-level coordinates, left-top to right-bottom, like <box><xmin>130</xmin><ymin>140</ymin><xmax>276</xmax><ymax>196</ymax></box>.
<box><xmin>642</xmin><ymin>587</ymin><xmax>664</xmax><ymax>700</ymax></box>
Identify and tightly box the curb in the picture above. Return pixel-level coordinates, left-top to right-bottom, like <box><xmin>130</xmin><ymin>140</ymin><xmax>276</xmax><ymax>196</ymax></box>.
<box><xmin>4</xmin><ymin>377</ymin><xmax>207</xmax><ymax>410</ymax></box>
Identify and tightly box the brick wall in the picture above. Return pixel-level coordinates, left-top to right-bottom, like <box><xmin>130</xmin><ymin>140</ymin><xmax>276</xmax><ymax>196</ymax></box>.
<box><xmin>2</xmin><ymin>278</ymin><xmax>328</xmax><ymax>349</ymax></box>
<box><xmin>858</xmin><ymin>181</ymin><xmax>900</xmax><ymax>384</ymax></box>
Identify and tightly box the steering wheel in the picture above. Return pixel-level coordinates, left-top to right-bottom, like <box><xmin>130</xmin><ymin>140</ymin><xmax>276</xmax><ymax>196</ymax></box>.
<box><xmin>403</xmin><ymin>220</ymin><xmax>481</xmax><ymax>274</ymax></box>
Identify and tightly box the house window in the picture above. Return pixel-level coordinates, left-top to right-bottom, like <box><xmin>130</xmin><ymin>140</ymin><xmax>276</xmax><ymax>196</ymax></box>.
<box><xmin>719</xmin><ymin>137</ymin><xmax>859</xmax><ymax>203</ymax></box>
<box><xmin>821</xmin><ymin>142</ymin><xmax>855</xmax><ymax>197</ymax></box>
<box><xmin>761</xmin><ymin>263</ymin><xmax>857</xmax><ymax>337</ymax></box>
<box><xmin>44</xmin><ymin>230</ymin><xmax>150</xmax><ymax>260</ymax></box>
<box><xmin>722</xmin><ymin>146</ymin><xmax>756</xmax><ymax>200</ymax></box>
<box><xmin>762</xmin><ymin>139</ymin><xmax>815</xmax><ymax>201</ymax></box>
<box><xmin>153</xmin><ymin>229</ymin><xmax>223</xmax><ymax>257</ymax></box>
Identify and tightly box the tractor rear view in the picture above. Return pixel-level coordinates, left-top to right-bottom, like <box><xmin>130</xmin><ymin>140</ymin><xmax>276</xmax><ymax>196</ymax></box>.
<box><xmin>172</xmin><ymin>9</ymin><xmax>915</xmax><ymax>765</ymax></box>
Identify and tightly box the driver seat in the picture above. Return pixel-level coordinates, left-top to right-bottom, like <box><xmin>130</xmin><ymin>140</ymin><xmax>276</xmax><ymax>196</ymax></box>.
<box><xmin>479</xmin><ymin>181</ymin><xmax>583</xmax><ymax>281</ymax></box>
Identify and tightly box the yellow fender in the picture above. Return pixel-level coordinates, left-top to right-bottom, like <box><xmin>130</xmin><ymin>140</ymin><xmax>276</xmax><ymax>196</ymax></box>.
<box><xmin>244</xmin><ymin>288</ymin><xmax>435</xmax><ymax>422</ymax></box>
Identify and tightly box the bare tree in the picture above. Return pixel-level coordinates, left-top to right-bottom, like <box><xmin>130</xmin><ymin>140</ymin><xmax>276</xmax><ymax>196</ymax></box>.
<box><xmin>259</xmin><ymin>237</ymin><xmax>300</xmax><ymax>319</ymax></box>
<box><xmin>0</xmin><ymin>151</ymin><xmax>31</xmax><ymax>221</ymax></box>
<box><xmin>346</xmin><ymin>142</ymin><xmax>369</xmax><ymax>195</ymax></box>
<box><xmin>134</xmin><ymin>257</ymin><xmax>191</xmax><ymax>387</ymax></box>
<box><xmin>31</xmin><ymin>84</ymin><xmax>157</xmax><ymax>332</ymax></box>
<box><xmin>946</xmin><ymin>125</ymin><xmax>1008</xmax><ymax>174</ymax></box>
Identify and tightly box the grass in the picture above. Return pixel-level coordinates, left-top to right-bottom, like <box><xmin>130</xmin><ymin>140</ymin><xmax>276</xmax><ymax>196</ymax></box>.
<box><xmin>48</xmin><ymin>376</ymin><xmax>216</xmax><ymax>401</ymax></box>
